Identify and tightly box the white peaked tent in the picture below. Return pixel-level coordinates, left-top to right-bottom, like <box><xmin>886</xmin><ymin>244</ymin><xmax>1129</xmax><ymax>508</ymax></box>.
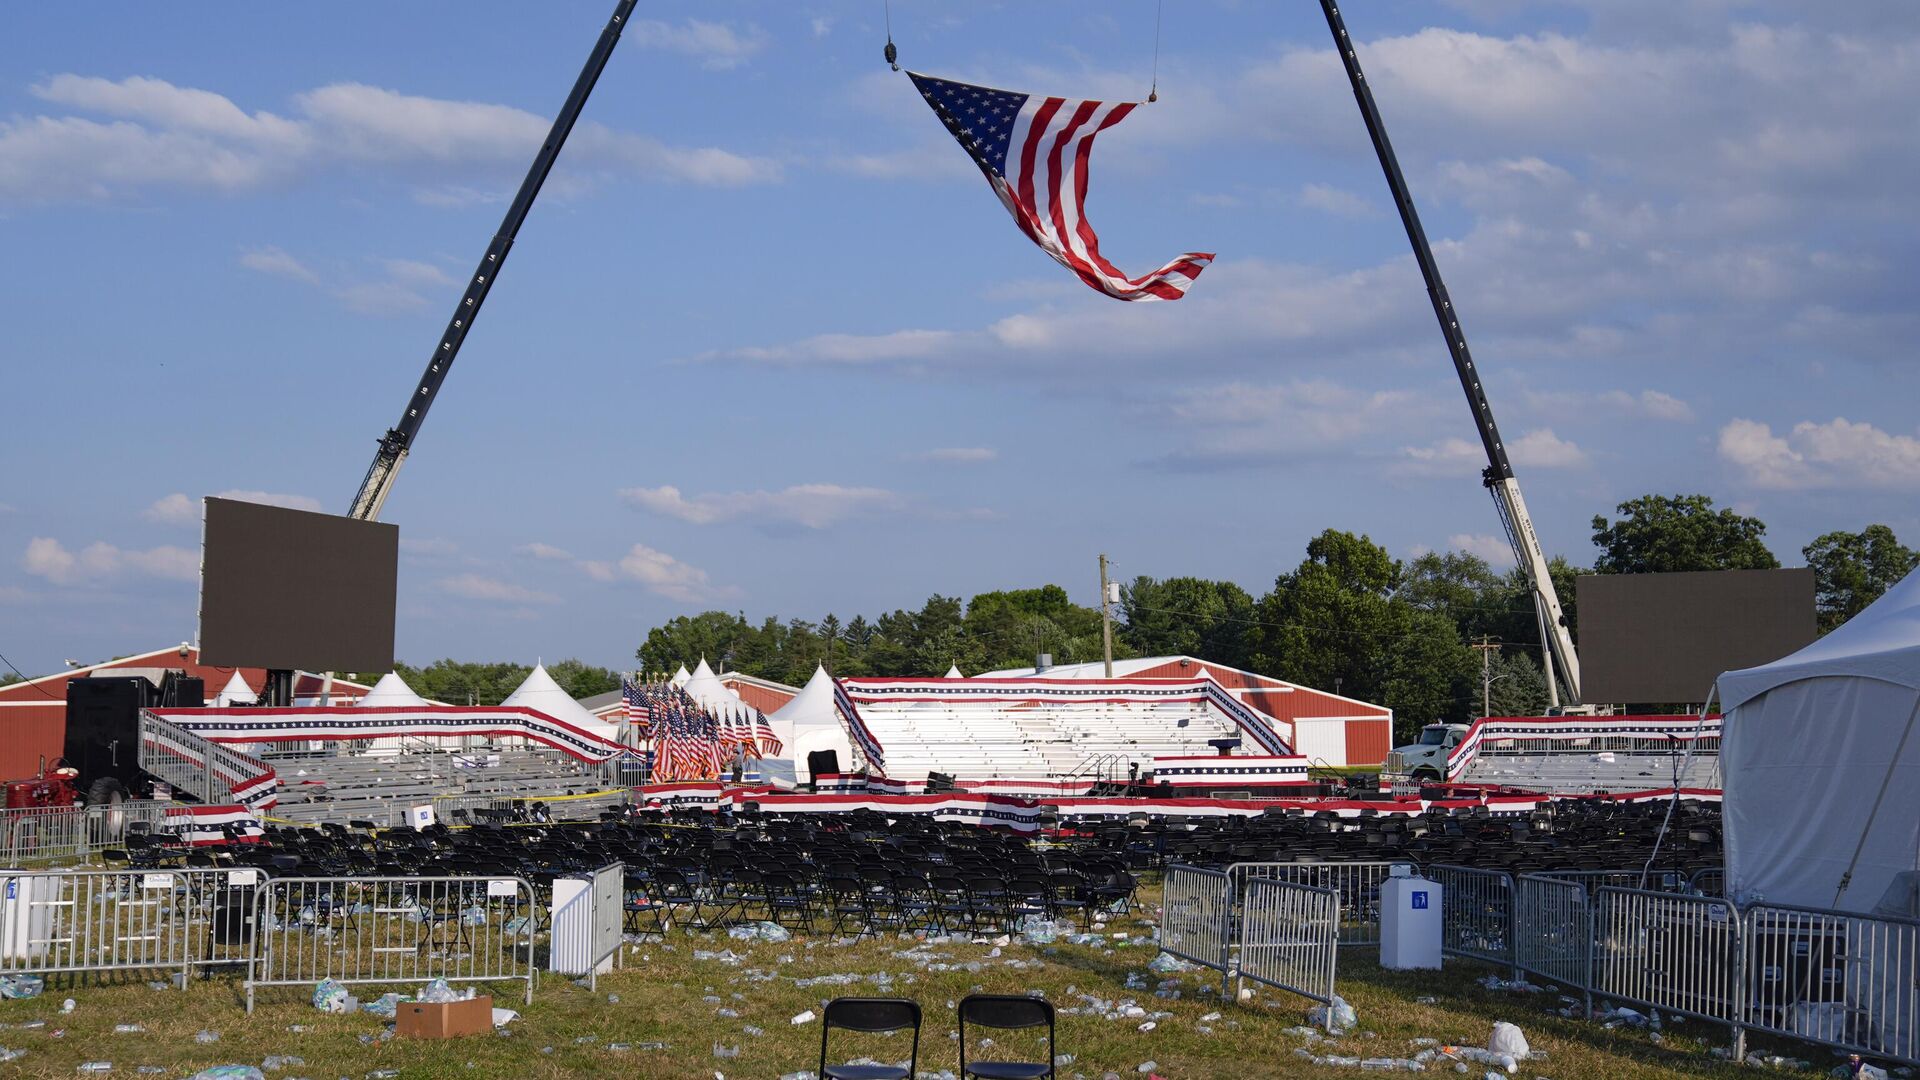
<box><xmin>945</xmin><ymin>663</ymin><xmax>964</xmax><ymax>679</ymax></box>
<box><xmin>682</xmin><ymin>658</ymin><xmax>745</xmax><ymax>713</ymax></box>
<box><xmin>671</xmin><ymin>664</ymin><xmax>692</xmax><ymax>688</ymax></box>
<box><xmin>502</xmin><ymin>664</ymin><xmax>617</xmax><ymax>739</ymax></box>
<box><xmin>1721</xmin><ymin>568</ymin><xmax>1920</xmax><ymax>913</ymax></box>
<box><xmin>770</xmin><ymin>664</ymin><xmax>853</xmax><ymax>783</ymax></box>
<box><xmin>215</xmin><ymin>671</ymin><xmax>257</xmax><ymax>706</ymax></box>
<box><xmin>355</xmin><ymin>672</ymin><xmax>430</xmax><ymax>708</ymax></box>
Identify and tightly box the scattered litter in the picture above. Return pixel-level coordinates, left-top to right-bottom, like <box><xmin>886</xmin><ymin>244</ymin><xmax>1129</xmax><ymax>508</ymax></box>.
<box><xmin>60</xmin><ymin>998</ymin><xmax>76</xmax><ymax>1013</ymax></box>
<box><xmin>743</xmin><ymin>1025</ymin><xmax>765</xmax><ymax>1037</ymax></box>
<box><xmin>0</xmin><ymin>975</ymin><xmax>44</xmax><ymax>999</ymax></box>
<box><xmin>1478</xmin><ymin>975</ymin><xmax>1542</xmax><ymax>993</ymax></box>
<box><xmin>1137</xmin><ymin>1063</ymin><xmax>1158</xmax><ymax>1074</ymax></box>
<box><xmin>492</xmin><ymin>1008</ymin><xmax>518</xmax><ymax>1027</ymax></box>
<box><xmin>311</xmin><ymin>979</ymin><xmax>350</xmax><ymax>1013</ymax></box>
<box><xmin>1307</xmin><ymin>995</ymin><xmax>1358</xmax><ymax>1034</ymax></box>
<box><xmin>418</xmin><ymin>978</ymin><xmax>470</xmax><ymax>1004</ymax></box>
<box><xmin>607</xmin><ymin>994</ymin><xmax>620</xmax><ymax>1004</ymax></box>
<box><xmin>112</xmin><ymin>1024</ymin><xmax>144</xmax><ymax>1034</ymax></box>
<box><xmin>1488</xmin><ymin>1022</ymin><xmax>1530</xmax><ymax>1060</ymax></box>
<box><xmin>260</xmin><ymin>1056</ymin><xmax>304</xmax><ymax>1072</ymax></box>
<box><xmin>607</xmin><ymin>1042</ymin><xmax>633</xmax><ymax>1052</ymax></box>
<box><xmin>0</xmin><ymin>1049</ymin><xmax>22</xmax><ymax>1064</ymax></box>
<box><xmin>728</xmin><ymin>921</ymin><xmax>792</xmax><ymax>943</ymax></box>
<box><xmin>77</xmin><ymin>1066</ymin><xmax>113</xmax><ymax>1075</ymax></box>
<box><xmin>791</xmin><ymin>1010</ymin><xmax>817</xmax><ymax>1025</ymax></box>
<box><xmin>195</xmin><ymin>1031</ymin><xmax>222</xmax><ymax>1044</ymax></box>
<box><xmin>1147</xmin><ymin>952</ymin><xmax>1194</xmax><ymax>975</ymax></box>
<box><xmin>714</xmin><ymin>1044</ymin><xmax>740</xmax><ymax>1059</ymax></box>
<box><xmin>1441</xmin><ymin>1045</ymin><xmax>1520</xmax><ymax>1072</ymax></box>
<box><xmin>362</xmin><ymin>993</ymin><xmax>403</xmax><ymax>1018</ymax></box>
<box><xmin>1017</xmin><ymin>917</ymin><xmax>1076</xmax><ymax>945</ymax></box>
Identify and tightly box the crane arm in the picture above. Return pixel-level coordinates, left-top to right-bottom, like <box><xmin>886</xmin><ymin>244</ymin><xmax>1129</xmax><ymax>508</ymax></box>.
<box><xmin>1317</xmin><ymin>0</ymin><xmax>1581</xmax><ymax>703</ymax></box>
<box><xmin>348</xmin><ymin>0</ymin><xmax>639</xmax><ymax>521</ymax></box>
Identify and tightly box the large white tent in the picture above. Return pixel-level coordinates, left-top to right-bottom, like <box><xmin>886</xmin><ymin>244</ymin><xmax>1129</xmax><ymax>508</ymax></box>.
<box><xmin>215</xmin><ymin>671</ymin><xmax>257</xmax><ymax>706</ymax></box>
<box><xmin>1720</xmin><ymin>568</ymin><xmax>1920</xmax><ymax>913</ymax></box>
<box><xmin>682</xmin><ymin>658</ymin><xmax>745</xmax><ymax>713</ymax></box>
<box><xmin>354</xmin><ymin>672</ymin><xmax>430</xmax><ymax>709</ymax></box>
<box><xmin>769</xmin><ymin>664</ymin><xmax>853</xmax><ymax>784</ymax></box>
<box><xmin>503</xmin><ymin>663</ymin><xmax>618</xmax><ymax>740</ymax></box>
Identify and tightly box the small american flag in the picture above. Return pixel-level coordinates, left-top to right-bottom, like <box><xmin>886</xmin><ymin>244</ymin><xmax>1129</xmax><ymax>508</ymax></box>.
<box><xmin>621</xmin><ymin>678</ymin><xmax>650</xmax><ymax>734</ymax></box>
<box><xmin>753</xmin><ymin>709</ymin><xmax>782</xmax><ymax>757</ymax></box>
<box><xmin>909</xmin><ymin>71</ymin><xmax>1212</xmax><ymax>302</ymax></box>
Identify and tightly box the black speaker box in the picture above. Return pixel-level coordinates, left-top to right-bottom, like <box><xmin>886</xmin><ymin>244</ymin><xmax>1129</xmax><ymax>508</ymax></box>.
<box><xmin>806</xmin><ymin>749</ymin><xmax>841</xmax><ymax>779</ymax></box>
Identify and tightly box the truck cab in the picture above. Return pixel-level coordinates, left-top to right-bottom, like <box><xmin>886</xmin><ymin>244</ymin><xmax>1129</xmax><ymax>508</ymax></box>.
<box><xmin>1385</xmin><ymin>722</ymin><xmax>1470</xmax><ymax>783</ymax></box>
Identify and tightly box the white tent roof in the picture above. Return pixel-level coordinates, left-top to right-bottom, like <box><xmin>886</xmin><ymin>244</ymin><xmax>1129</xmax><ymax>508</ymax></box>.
<box><xmin>671</xmin><ymin>664</ymin><xmax>692</xmax><ymax>688</ymax></box>
<box><xmin>1720</xmin><ymin>569</ymin><xmax>1920</xmax><ymax>709</ymax></box>
<box><xmin>944</xmin><ymin>663</ymin><xmax>963</xmax><ymax>679</ymax></box>
<box><xmin>502</xmin><ymin>664</ymin><xmax>616</xmax><ymax>737</ymax></box>
<box><xmin>216</xmin><ymin>671</ymin><xmax>257</xmax><ymax>706</ymax></box>
<box><xmin>771</xmin><ymin>665</ymin><xmax>841</xmax><ymax>731</ymax></box>
<box><xmin>355</xmin><ymin>671</ymin><xmax>429</xmax><ymax>709</ymax></box>
<box><xmin>683</xmin><ymin>658</ymin><xmax>745</xmax><ymax>712</ymax></box>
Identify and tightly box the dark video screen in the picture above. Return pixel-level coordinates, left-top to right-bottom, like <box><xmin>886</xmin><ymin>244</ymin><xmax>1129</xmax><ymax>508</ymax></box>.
<box><xmin>1578</xmin><ymin>568</ymin><xmax>1815</xmax><ymax>704</ymax></box>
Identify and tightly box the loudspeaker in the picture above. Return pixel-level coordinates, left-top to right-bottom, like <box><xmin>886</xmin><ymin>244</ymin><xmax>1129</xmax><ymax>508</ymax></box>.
<box><xmin>65</xmin><ymin>677</ymin><xmax>152</xmax><ymax>785</ymax></box>
<box><xmin>806</xmin><ymin>749</ymin><xmax>840</xmax><ymax>779</ymax></box>
<box><xmin>925</xmin><ymin>771</ymin><xmax>956</xmax><ymax>794</ymax></box>
<box><xmin>160</xmin><ymin>672</ymin><xmax>204</xmax><ymax>708</ymax></box>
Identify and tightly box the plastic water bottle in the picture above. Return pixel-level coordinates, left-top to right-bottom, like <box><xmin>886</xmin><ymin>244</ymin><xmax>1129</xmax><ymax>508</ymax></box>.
<box><xmin>78</xmin><ymin>1064</ymin><xmax>113</xmax><ymax>1074</ymax></box>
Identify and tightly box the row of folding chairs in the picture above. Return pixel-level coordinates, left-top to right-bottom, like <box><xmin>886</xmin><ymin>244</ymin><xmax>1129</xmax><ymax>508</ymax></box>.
<box><xmin>817</xmin><ymin>994</ymin><xmax>1057</xmax><ymax>1080</ymax></box>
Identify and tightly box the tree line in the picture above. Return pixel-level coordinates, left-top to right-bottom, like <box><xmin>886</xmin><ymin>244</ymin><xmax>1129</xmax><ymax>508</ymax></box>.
<box><xmin>630</xmin><ymin>493</ymin><xmax>1914</xmax><ymax>740</ymax></box>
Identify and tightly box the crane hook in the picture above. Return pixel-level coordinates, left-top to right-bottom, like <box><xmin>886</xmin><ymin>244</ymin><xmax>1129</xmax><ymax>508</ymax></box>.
<box><xmin>885</xmin><ymin>39</ymin><xmax>899</xmax><ymax>71</ymax></box>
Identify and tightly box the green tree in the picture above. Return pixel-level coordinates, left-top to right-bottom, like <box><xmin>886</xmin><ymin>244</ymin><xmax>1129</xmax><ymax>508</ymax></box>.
<box><xmin>636</xmin><ymin>611</ymin><xmax>754</xmax><ymax>678</ymax></box>
<box><xmin>545</xmin><ymin>659</ymin><xmax>620</xmax><ymax>699</ymax></box>
<box><xmin>1118</xmin><ymin>576</ymin><xmax>1254</xmax><ymax>667</ymax></box>
<box><xmin>1591</xmin><ymin>494</ymin><xmax>1778</xmax><ymax>574</ymax></box>
<box><xmin>1804</xmin><ymin>525</ymin><xmax>1918</xmax><ymax>633</ymax></box>
<box><xmin>1401</xmin><ymin>551</ymin><xmax>1507</xmax><ymax>642</ymax></box>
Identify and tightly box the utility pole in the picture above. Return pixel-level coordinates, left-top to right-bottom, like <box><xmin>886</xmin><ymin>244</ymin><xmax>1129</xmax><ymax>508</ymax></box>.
<box><xmin>1470</xmin><ymin>636</ymin><xmax>1501</xmax><ymax>718</ymax></box>
<box><xmin>1098</xmin><ymin>554</ymin><xmax>1115</xmax><ymax>678</ymax></box>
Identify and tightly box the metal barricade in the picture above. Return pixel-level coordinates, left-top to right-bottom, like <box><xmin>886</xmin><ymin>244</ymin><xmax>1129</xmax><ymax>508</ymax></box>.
<box><xmin>1430</xmin><ymin>864</ymin><xmax>1515</xmax><ymax>971</ymax></box>
<box><xmin>1228</xmin><ymin>860</ymin><xmax>1415</xmax><ymax>946</ymax></box>
<box><xmin>1744</xmin><ymin>903</ymin><xmax>1920</xmax><ymax>1068</ymax></box>
<box><xmin>1689</xmin><ymin>867</ymin><xmax>1725</xmax><ymax>898</ymax></box>
<box><xmin>1594</xmin><ymin>887</ymin><xmax>1745</xmax><ymax>1054</ymax></box>
<box><xmin>247</xmin><ymin>875</ymin><xmax>538</xmax><ymax>1011</ymax></box>
<box><xmin>1235</xmin><ymin>877</ymin><xmax>1339</xmax><ymax>1023</ymax></box>
<box><xmin>0</xmin><ymin>802</ymin><xmax>174</xmax><ymax>865</ymax></box>
<box><xmin>549</xmin><ymin>863</ymin><xmax>624</xmax><ymax>989</ymax></box>
<box><xmin>1514</xmin><ymin>873</ymin><xmax>1592</xmax><ymax>1003</ymax></box>
<box><xmin>1539</xmin><ymin>868</ymin><xmax>1690</xmax><ymax>897</ymax></box>
<box><xmin>1160</xmin><ymin>865</ymin><xmax>1234</xmax><ymax>991</ymax></box>
<box><xmin>0</xmin><ymin>867</ymin><xmax>266</xmax><ymax>981</ymax></box>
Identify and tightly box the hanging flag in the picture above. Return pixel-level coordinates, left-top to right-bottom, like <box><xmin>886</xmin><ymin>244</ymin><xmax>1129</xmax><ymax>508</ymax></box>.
<box><xmin>907</xmin><ymin>71</ymin><xmax>1212</xmax><ymax>302</ymax></box>
<box><xmin>753</xmin><ymin>708</ymin><xmax>782</xmax><ymax>757</ymax></box>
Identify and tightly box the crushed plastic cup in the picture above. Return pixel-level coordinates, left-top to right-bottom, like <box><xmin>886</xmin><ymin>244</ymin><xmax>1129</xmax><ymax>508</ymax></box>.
<box><xmin>0</xmin><ymin>974</ymin><xmax>45</xmax><ymax>999</ymax></box>
<box><xmin>1487</xmin><ymin>1021</ymin><xmax>1529</xmax><ymax>1060</ymax></box>
<box><xmin>791</xmin><ymin>1010</ymin><xmax>817</xmax><ymax>1025</ymax></box>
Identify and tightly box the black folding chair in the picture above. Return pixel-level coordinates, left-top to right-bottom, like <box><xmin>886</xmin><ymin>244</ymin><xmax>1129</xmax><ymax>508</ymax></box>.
<box><xmin>819</xmin><ymin>997</ymin><xmax>920</xmax><ymax>1080</ymax></box>
<box><xmin>958</xmin><ymin>994</ymin><xmax>1055</xmax><ymax>1080</ymax></box>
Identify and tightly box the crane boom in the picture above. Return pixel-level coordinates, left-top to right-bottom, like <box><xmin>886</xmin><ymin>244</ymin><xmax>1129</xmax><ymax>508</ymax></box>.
<box><xmin>1317</xmin><ymin>0</ymin><xmax>1582</xmax><ymax>704</ymax></box>
<box><xmin>348</xmin><ymin>0</ymin><xmax>639</xmax><ymax>521</ymax></box>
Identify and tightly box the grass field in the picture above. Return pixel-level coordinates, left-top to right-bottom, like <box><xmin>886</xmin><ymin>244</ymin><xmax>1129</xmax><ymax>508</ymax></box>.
<box><xmin>0</xmin><ymin>890</ymin><xmax>1806</xmax><ymax>1079</ymax></box>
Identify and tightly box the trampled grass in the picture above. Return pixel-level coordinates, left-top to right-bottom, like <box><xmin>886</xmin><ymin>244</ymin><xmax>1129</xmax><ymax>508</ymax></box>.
<box><xmin>0</xmin><ymin>894</ymin><xmax>1786</xmax><ymax>1079</ymax></box>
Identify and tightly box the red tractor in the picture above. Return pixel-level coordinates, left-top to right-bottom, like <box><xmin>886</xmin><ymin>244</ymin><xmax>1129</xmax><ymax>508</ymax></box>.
<box><xmin>3</xmin><ymin>759</ymin><xmax>83</xmax><ymax>810</ymax></box>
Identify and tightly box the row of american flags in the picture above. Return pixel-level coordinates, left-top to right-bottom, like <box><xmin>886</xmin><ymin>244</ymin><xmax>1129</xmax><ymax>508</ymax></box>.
<box><xmin>619</xmin><ymin>678</ymin><xmax>781</xmax><ymax>783</ymax></box>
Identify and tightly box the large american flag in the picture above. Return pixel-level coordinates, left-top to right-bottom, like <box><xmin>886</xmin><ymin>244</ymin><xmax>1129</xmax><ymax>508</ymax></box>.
<box><xmin>908</xmin><ymin>71</ymin><xmax>1212</xmax><ymax>302</ymax></box>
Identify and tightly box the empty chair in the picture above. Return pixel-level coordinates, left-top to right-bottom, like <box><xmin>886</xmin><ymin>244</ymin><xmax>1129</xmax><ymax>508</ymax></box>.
<box><xmin>818</xmin><ymin>997</ymin><xmax>920</xmax><ymax>1080</ymax></box>
<box><xmin>958</xmin><ymin>994</ymin><xmax>1056</xmax><ymax>1079</ymax></box>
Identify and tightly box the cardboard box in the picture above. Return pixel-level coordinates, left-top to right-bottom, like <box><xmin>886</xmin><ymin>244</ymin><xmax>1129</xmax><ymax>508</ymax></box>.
<box><xmin>397</xmin><ymin>994</ymin><xmax>493</xmax><ymax>1039</ymax></box>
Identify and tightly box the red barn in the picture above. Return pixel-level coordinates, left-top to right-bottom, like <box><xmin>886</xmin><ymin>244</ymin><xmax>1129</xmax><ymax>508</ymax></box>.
<box><xmin>0</xmin><ymin>645</ymin><xmax>372</xmax><ymax>778</ymax></box>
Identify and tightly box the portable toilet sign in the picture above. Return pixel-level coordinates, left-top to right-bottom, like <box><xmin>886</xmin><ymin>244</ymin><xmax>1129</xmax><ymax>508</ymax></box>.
<box><xmin>409</xmin><ymin>804</ymin><xmax>436</xmax><ymax>830</ymax></box>
<box><xmin>1380</xmin><ymin>867</ymin><xmax>1443</xmax><ymax>970</ymax></box>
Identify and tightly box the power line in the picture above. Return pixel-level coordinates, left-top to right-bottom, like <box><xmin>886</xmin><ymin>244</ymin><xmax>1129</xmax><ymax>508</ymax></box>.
<box><xmin>0</xmin><ymin>650</ymin><xmax>64</xmax><ymax>699</ymax></box>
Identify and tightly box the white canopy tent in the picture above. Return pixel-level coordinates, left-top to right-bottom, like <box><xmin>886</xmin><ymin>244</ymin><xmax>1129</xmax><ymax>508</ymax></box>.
<box><xmin>671</xmin><ymin>664</ymin><xmax>692</xmax><ymax>688</ymax></box>
<box><xmin>502</xmin><ymin>663</ymin><xmax>619</xmax><ymax>740</ymax></box>
<box><xmin>682</xmin><ymin>658</ymin><xmax>745</xmax><ymax>713</ymax></box>
<box><xmin>769</xmin><ymin>664</ymin><xmax>853</xmax><ymax>785</ymax></box>
<box><xmin>354</xmin><ymin>672</ymin><xmax>430</xmax><ymax>709</ymax></box>
<box><xmin>1720</xmin><ymin>568</ymin><xmax>1920</xmax><ymax>913</ymax></box>
<box><xmin>215</xmin><ymin>671</ymin><xmax>257</xmax><ymax>706</ymax></box>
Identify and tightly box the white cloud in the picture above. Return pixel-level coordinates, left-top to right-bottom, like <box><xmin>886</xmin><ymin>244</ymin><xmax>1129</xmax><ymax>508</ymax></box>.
<box><xmin>810</xmin><ymin>17</ymin><xmax>833</xmax><ymax>38</ymax></box>
<box><xmin>515</xmin><ymin>542</ymin><xmax>574</xmax><ymax>561</ymax></box>
<box><xmin>1154</xmin><ymin>378</ymin><xmax>1445</xmax><ymax>471</ymax></box>
<box><xmin>1509</xmin><ymin>428</ymin><xmax>1588</xmax><ymax>468</ymax></box>
<box><xmin>399</xmin><ymin>537</ymin><xmax>459</xmax><ymax>559</ymax></box>
<box><xmin>700</xmin><ymin>329</ymin><xmax>960</xmax><ymax>367</ymax></box>
<box><xmin>239</xmin><ymin>246</ymin><xmax>319</xmax><ymax>284</ymax></box>
<box><xmin>915</xmin><ymin>447</ymin><xmax>997</xmax><ymax>464</ymax></box>
<box><xmin>586</xmin><ymin>543</ymin><xmax>722</xmax><ymax>603</ymax></box>
<box><xmin>435</xmin><ymin>573</ymin><xmax>558</xmax><ymax>605</ymax></box>
<box><xmin>619</xmin><ymin>483</ymin><xmax>898</xmax><ymax>528</ymax></box>
<box><xmin>1447</xmin><ymin>533</ymin><xmax>1517</xmax><ymax>567</ymax></box>
<box><xmin>1521</xmin><ymin>387</ymin><xmax>1695</xmax><ymax>422</ymax></box>
<box><xmin>1</xmin><ymin>74</ymin><xmax>779</xmax><ymax>204</ymax></box>
<box><xmin>629</xmin><ymin>19</ymin><xmax>768</xmax><ymax>70</ymax></box>
<box><xmin>23</xmin><ymin>537</ymin><xmax>197</xmax><ymax>585</ymax></box>
<box><xmin>1719</xmin><ymin>417</ymin><xmax>1920</xmax><ymax>490</ymax></box>
<box><xmin>1298</xmin><ymin>183</ymin><xmax>1376</xmax><ymax>218</ymax></box>
<box><xmin>143</xmin><ymin>493</ymin><xmax>197</xmax><ymax>525</ymax></box>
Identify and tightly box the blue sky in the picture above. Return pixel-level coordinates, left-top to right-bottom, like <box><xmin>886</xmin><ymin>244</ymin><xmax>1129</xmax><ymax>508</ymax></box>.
<box><xmin>4</xmin><ymin>1</ymin><xmax>1918</xmax><ymax>675</ymax></box>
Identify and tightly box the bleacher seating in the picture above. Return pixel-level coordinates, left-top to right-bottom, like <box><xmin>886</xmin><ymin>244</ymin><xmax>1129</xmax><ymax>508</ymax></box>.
<box><xmin>267</xmin><ymin>745</ymin><xmax>616</xmax><ymax>824</ymax></box>
<box><xmin>856</xmin><ymin>701</ymin><xmax>1243</xmax><ymax>782</ymax></box>
<box><xmin>1459</xmin><ymin>749</ymin><xmax>1722</xmax><ymax>793</ymax></box>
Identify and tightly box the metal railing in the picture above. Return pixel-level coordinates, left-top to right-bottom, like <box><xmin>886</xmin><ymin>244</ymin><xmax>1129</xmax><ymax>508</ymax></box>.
<box><xmin>1690</xmin><ymin>866</ymin><xmax>1726</xmax><ymax>898</ymax></box>
<box><xmin>0</xmin><ymin>801</ymin><xmax>174</xmax><ymax>864</ymax></box>
<box><xmin>1538</xmin><ymin>868</ymin><xmax>1691</xmax><ymax>897</ymax></box>
<box><xmin>549</xmin><ymin>863</ymin><xmax>625</xmax><ymax>989</ymax></box>
<box><xmin>1430</xmin><ymin>864</ymin><xmax>1515</xmax><ymax>971</ymax></box>
<box><xmin>1227</xmin><ymin>860</ymin><xmax>1415</xmax><ymax>946</ymax></box>
<box><xmin>139</xmin><ymin>711</ymin><xmax>277</xmax><ymax>809</ymax></box>
<box><xmin>1513</xmin><ymin>873</ymin><xmax>1592</xmax><ymax>1007</ymax></box>
<box><xmin>1160</xmin><ymin>864</ymin><xmax>1234</xmax><ymax>991</ymax></box>
<box><xmin>1744</xmin><ymin>903</ymin><xmax>1920</xmax><ymax>1067</ymax></box>
<box><xmin>1234</xmin><ymin>877</ymin><xmax>1339</xmax><ymax>1023</ymax></box>
<box><xmin>247</xmin><ymin>874</ymin><xmax>537</xmax><ymax>1011</ymax></box>
<box><xmin>1593</xmin><ymin>886</ymin><xmax>1746</xmax><ymax>1054</ymax></box>
<box><xmin>0</xmin><ymin>867</ymin><xmax>266</xmax><ymax>982</ymax></box>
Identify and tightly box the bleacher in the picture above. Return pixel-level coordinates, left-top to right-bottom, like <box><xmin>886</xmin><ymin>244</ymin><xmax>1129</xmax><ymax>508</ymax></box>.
<box><xmin>856</xmin><ymin>700</ymin><xmax>1243</xmax><ymax>782</ymax></box>
<box><xmin>266</xmin><ymin>744</ymin><xmax>622</xmax><ymax>825</ymax></box>
<box><xmin>1459</xmin><ymin>748</ymin><xmax>1722</xmax><ymax>794</ymax></box>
